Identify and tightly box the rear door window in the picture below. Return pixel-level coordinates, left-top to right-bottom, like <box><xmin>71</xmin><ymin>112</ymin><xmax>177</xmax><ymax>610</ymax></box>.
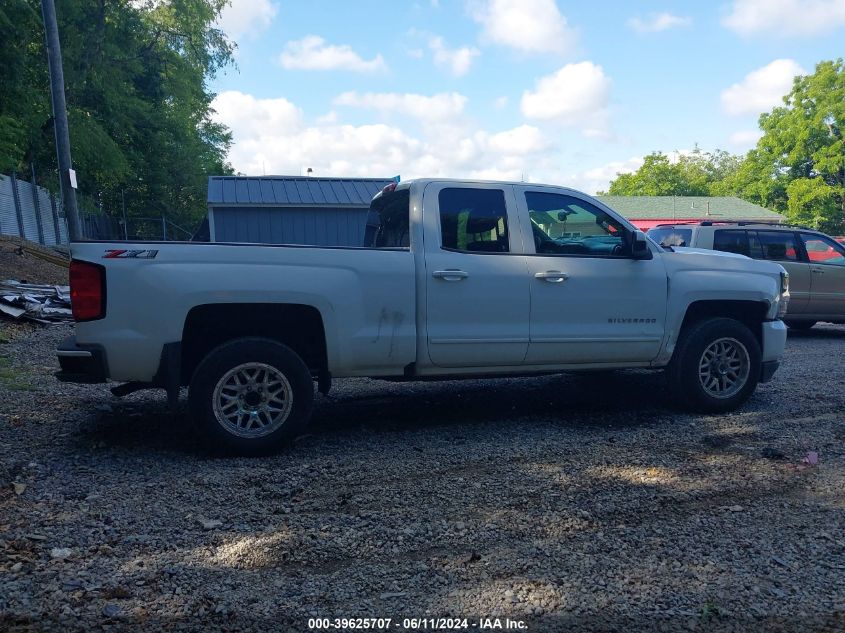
<box><xmin>367</xmin><ymin>188</ymin><xmax>410</xmax><ymax>247</ymax></box>
<box><xmin>747</xmin><ymin>231</ymin><xmax>765</xmax><ymax>259</ymax></box>
<box><xmin>713</xmin><ymin>230</ymin><xmax>750</xmax><ymax>256</ymax></box>
<box><xmin>439</xmin><ymin>188</ymin><xmax>509</xmax><ymax>253</ymax></box>
<box><xmin>757</xmin><ymin>231</ymin><xmax>799</xmax><ymax>262</ymax></box>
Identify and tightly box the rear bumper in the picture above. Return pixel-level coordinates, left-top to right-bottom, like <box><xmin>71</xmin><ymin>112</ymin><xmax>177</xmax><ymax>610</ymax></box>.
<box><xmin>55</xmin><ymin>336</ymin><xmax>109</xmax><ymax>383</ymax></box>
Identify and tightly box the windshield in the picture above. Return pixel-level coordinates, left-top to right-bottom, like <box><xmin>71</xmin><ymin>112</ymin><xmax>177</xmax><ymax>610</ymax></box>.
<box><xmin>648</xmin><ymin>227</ymin><xmax>693</xmax><ymax>249</ymax></box>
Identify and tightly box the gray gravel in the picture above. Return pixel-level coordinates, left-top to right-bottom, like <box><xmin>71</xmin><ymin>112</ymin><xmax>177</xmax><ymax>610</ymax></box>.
<box><xmin>1</xmin><ymin>322</ymin><xmax>844</xmax><ymax>632</ymax></box>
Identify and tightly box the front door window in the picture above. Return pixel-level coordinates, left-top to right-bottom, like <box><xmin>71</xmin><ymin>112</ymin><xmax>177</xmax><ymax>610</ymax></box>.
<box><xmin>801</xmin><ymin>234</ymin><xmax>845</xmax><ymax>266</ymax></box>
<box><xmin>525</xmin><ymin>192</ymin><xmax>626</xmax><ymax>257</ymax></box>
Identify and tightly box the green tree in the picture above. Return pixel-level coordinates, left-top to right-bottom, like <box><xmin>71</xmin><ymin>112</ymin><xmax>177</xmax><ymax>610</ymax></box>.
<box><xmin>728</xmin><ymin>59</ymin><xmax>845</xmax><ymax>234</ymax></box>
<box><xmin>0</xmin><ymin>0</ymin><xmax>234</xmax><ymax>233</ymax></box>
<box><xmin>603</xmin><ymin>148</ymin><xmax>741</xmax><ymax>197</ymax></box>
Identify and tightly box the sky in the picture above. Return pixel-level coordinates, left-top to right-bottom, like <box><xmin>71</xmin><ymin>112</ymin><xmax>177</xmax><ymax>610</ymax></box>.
<box><xmin>208</xmin><ymin>0</ymin><xmax>845</xmax><ymax>193</ymax></box>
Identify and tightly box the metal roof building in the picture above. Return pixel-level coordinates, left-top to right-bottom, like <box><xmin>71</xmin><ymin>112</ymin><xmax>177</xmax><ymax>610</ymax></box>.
<box><xmin>596</xmin><ymin>195</ymin><xmax>784</xmax><ymax>230</ymax></box>
<box><xmin>204</xmin><ymin>177</ymin><xmax>786</xmax><ymax>244</ymax></box>
<box><xmin>206</xmin><ymin>175</ymin><xmax>393</xmax><ymax>245</ymax></box>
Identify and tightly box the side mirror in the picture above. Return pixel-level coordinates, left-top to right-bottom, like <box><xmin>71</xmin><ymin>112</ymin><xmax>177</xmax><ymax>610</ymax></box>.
<box><xmin>630</xmin><ymin>230</ymin><xmax>653</xmax><ymax>260</ymax></box>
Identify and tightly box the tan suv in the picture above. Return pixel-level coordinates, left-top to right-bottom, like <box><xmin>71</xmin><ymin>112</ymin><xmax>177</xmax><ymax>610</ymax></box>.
<box><xmin>648</xmin><ymin>222</ymin><xmax>845</xmax><ymax>329</ymax></box>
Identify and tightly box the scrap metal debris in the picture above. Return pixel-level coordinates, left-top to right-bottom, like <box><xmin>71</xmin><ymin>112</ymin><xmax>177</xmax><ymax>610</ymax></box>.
<box><xmin>0</xmin><ymin>280</ymin><xmax>72</xmax><ymax>323</ymax></box>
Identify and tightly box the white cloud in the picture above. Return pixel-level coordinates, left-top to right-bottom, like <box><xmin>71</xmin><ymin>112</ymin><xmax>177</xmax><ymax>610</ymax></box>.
<box><xmin>722</xmin><ymin>0</ymin><xmax>845</xmax><ymax>36</ymax></box>
<box><xmin>628</xmin><ymin>12</ymin><xmax>692</xmax><ymax>33</ymax></box>
<box><xmin>571</xmin><ymin>157</ymin><xmax>645</xmax><ymax>194</ymax></box>
<box><xmin>520</xmin><ymin>62</ymin><xmax>612</xmax><ymax>138</ymax></box>
<box><xmin>485</xmin><ymin>125</ymin><xmax>551</xmax><ymax>155</ymax></box>
<box><xmin>494</xmin><ymin>96</ymin><xmax>509</xmax><ymax>109</ymax></box>
<box><xmin>279</xmin><ymin>36</ymin><xmax>386</xmax><ymax>72</ymax></box>
<box><xmin>211</xmin><ymin>91</ymin><xmax>302</xmax><ymax>139</ymax></box>
<box><xmin>428</xmin><ymin>36</ymin><xmax>480</xmax><ymax>76</ymax></box>
<box><xmin>211</xmin><ymin>89</ymin><xmax>658</xmax><ymax>196</ymax></box>
<box><xmin>728</xmin><ymin>129</ymin><xmax>763</xmax><ymax>148</ymax></box>
<box><xmin>217</xmin><ymin>0</ymin><xmax>277</xmax><ymax>41</ymax></box>
<box><xmin>469</xmin><ymin>0</ymin><xmax>577</xmax><ymax>55</ymax></box>
<box><xmin>720</xmin><ymin>58</ymin><xmax>805</xmax><ymax>116</ymax></box>
<box><xmin>316</xmin><ymin>111</ymin><xmax>338</xmax><ymax>124</ymax></box>
<box><xmin>210</xmin><ymin>89</ymin><xmax>656</xmax><ymax>195</ymax></box>
<box><xmin>211</xmin><ymin>90</ymin><xmax>564</xmax><ymax>183</ymax></box>
<box><xmin>334</xmin><ymin>91</ymin><xmax>468</xmax><ymax>124</ymax></box>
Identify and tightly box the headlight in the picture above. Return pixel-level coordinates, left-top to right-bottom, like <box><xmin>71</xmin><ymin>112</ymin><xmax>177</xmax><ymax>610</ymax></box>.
<box><xmin>777</xmin><ymin>271</ymin><xmax>790</xmax><ymax>318</ymax></box>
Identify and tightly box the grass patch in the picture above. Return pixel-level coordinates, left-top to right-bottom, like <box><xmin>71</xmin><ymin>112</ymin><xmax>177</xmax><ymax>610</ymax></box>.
<box><xmin>0</xmin><ymin>356</ymin><xmax>34</xmax><ymax>391</ymax></box>
<box><xmin>699</xmin><ymin>600</ymin><xmax>723</xmax><ymax>623</ymax></box>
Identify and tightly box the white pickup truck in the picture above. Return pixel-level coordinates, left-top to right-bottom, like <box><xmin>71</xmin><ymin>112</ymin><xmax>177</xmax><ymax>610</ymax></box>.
<box><xmin>57</xmin><ymin>179</ymin><xmax>789</xmax><ymax>454</ymax></box>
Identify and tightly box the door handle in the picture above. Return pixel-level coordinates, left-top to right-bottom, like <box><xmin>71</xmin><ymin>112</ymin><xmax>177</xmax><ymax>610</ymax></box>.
<box><xmin>432</xmin><ymin>269</ymin><xmax>469</xmax><ymax>281</ymax></box>
<box><xmin>811</xmin><ymin>267</ymin><xmax>825</xmax><ymax>274</ymax></box>
<box><xmin>534</xmin><ymin>271</ymin><xmax>570</xmax><ymax>283</ymax></box>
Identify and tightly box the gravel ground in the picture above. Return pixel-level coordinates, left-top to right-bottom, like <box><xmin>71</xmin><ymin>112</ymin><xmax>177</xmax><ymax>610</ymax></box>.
<box><xmin>0</xmin><ymin>321</ymin><xmax>843</xmax><ymax>632</ymax></box>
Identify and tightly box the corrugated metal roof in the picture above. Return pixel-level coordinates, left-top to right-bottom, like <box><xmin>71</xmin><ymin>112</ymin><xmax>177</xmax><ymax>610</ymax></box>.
<box><xmin>208</xmin><ymin>176</ymin><xmax>394</xmax><ymax>207</ymax></box>
<box><xmin>597</xmin><ymin>195</ymin><xmax>784</xmax><ymax>221</ymax></box>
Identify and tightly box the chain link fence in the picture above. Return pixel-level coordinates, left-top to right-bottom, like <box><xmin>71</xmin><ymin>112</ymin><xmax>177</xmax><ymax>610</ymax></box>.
<box><xmin>0</xmin><ymin>172</ymin><xmax>69</xmax><ymax>245</ymax></box>
<box><xmin>1</xmin><ymin>169</ymin><xmax>196</xmax><ymax>244</ymax></box>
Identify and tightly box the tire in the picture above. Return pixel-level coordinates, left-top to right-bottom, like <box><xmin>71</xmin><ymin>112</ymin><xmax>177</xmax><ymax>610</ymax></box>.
<box><xmin>188</xmin><ymin>337</ymin><xmax>314</xmax><ymax>455</ymax></box>
<box><xmin>667</xmin><ymin>317</ymin><xmax>761</xmax><ymax>413</ymax></box>
<box><xmin>784</xmin><ymin>320</ymin><xmax>816</xmax><ymax>330</ymax></box>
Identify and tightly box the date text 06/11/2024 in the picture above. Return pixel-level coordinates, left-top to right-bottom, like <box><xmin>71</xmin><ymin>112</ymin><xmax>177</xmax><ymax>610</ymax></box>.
<box><xmin>307</xmin><ymin>617</ymin><xmax>528</xmax><ymax>630</ymax></box>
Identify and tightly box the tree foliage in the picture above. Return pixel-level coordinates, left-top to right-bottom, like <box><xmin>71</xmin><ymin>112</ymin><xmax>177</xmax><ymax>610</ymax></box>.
<box><xmin>603</xmin><ymin>149</ymin><xmax>742</xmax><ymax>197</ymax></box>
<box><xmin>605</xmin><ymin>59</ymin><xmax>845</xmax><ymax>234</ymax></box>
<box><xmin>0</xmin><ymin>0</ymin><xmax>234</xmax><ymax>232</ymax></box>
<box><xmin>728</xmin><ymin>59</ymin><xmax>845</xmax><ymax>234</ymax></box>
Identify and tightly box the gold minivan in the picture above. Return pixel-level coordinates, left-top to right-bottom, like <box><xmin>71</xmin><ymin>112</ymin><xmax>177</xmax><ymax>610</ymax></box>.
<box><xmin>648</xmin><ymin>222</ymin><xmax>845</xmax><ymax>329</ymax></box>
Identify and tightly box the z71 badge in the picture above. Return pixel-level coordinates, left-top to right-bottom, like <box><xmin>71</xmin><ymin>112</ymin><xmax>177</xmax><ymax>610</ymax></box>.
<box><xmin>103</xmin><ymin>249</ymin><xmax>159</xmax><ymax>259</ymax></box>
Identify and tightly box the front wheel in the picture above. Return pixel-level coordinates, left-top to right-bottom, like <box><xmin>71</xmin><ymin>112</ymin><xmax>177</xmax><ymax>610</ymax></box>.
<box><xmin>189</xmin><ymin>338</ymin><xmax>314</xmax><ymax>455</ymax></box>
<box><xmin>667</xmin><ymin>317</ymin><xmax>761</xmax><ymax>413</ymax></box>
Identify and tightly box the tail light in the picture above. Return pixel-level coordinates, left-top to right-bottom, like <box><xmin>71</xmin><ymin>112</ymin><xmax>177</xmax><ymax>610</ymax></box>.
<box><xmin>69</xmin><ymin>260</ymin><xmax>106</xmax><ymax>321</ymax></box>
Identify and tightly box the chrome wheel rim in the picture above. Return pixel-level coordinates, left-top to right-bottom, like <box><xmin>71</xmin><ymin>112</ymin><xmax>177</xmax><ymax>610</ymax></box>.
<box><xmin>212</xmin><ymin>363</ymin><xmax>293</xmax><ymax>438</ymax></box>
<box><xmin>698</xmin><ymin>337</ymin><xmax>750</xmax><ymax>399</ymax></box>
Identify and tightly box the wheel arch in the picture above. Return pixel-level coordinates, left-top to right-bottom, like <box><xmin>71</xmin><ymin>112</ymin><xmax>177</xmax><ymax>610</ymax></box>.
<box><xmin>180</xmin><ymin>303</ymin><xmax>328</xmax><ymax>386</ymax></box>
<box><xmin>679</xmin><ymin>300</ymin><xmax>769</xmax><ymax>348</ymax></box>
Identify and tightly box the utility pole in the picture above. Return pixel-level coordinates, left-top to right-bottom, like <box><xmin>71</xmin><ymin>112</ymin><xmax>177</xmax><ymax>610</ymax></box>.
<box><xmin>41</xmin><ymin>0</ymin><xmax>81</xmax><ymax>241</ymax></box>
<box><xmin>121</xmin><ymin>189</ymin><xmax>128</xmax><ymax>239</ymax></box>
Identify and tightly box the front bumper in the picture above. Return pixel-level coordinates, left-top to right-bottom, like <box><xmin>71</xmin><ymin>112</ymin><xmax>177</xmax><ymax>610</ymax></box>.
<box><xmin>758</xmin><ymin>319</ymin><xmax>786</xmax><ymax>384</ymax></box>
<box><xmin>760</xmin><ymin>360</ymin><xmax>779</xmax><ymax>383</ymax></box>
<box><xmin>55</xmin><ymin>336</ymin><xmax>109</xmax><ymax>383</ymax></box>
<box><xmin>761</xmin><ymin>319</ymin><xmax>787</xmax><ymax>363</ymax></box>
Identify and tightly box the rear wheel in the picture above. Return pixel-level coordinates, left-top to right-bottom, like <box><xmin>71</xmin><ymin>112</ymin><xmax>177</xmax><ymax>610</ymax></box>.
<box><xmin>784</xmin><ymin>320</ymin><xmax>816</xmax><ymax>330</ymax></box>
<box><xmin>667</xmin><ymin>317</ymin><xmax>761</xmax><ymax>413</ymax></box>
<box><xmin>189</xmin><ymin>338</ymin><xmax>314</xmax><ymax>455</ymax></box>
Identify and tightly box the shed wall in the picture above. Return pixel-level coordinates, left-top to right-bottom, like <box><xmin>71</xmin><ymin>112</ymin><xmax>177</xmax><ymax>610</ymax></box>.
<box><xmin>212</xmin><ymin>206</ymin><xmax>370</xmax><ymax>247</ymax></box>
